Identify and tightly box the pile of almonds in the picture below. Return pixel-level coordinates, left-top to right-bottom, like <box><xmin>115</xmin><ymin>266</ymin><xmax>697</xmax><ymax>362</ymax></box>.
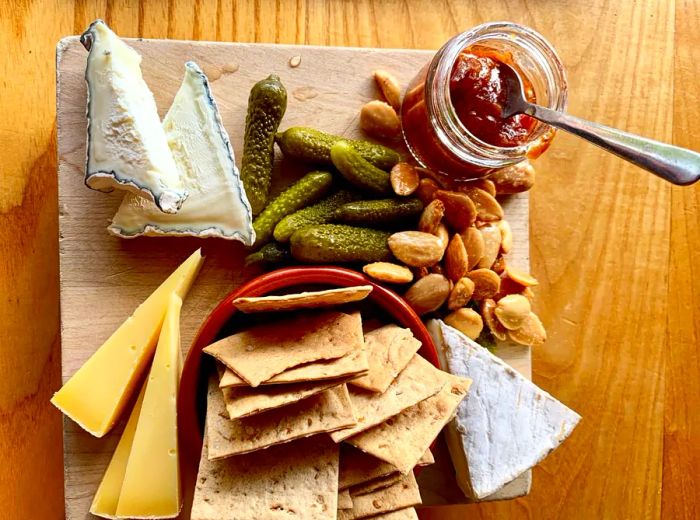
<box><xmin>359</xmin><ymin>70</ymin><xmax>545</xmax><ymax>348</ymax></box>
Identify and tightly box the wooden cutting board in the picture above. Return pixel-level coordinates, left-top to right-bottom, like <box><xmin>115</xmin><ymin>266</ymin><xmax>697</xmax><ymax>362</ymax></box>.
<box><xmin>56</xmin><ymin>36</ymin><xmax>532</xmax><ymax>518</ymax></box>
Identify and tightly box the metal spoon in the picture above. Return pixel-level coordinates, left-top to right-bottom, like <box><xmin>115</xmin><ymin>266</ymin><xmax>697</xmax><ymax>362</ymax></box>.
<box><xmin>499</xmin><ymin>63</ymin><xmax>700</xmax><ymax>186</ymax></box>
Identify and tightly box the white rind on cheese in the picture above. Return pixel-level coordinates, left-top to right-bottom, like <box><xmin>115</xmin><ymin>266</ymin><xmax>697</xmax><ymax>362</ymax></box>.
<box><xmin>109</xmin><ymin>61</ymin><xmax>255</xmax><ymax>244</ymax></box>
<box><xmin>428</xmin><ymin>319</ymin><xmax>581</xmax><ymax>500</ymax></box>
<box><xmin>81</xmin><ymin>20</ymin><xmax>186</xmax><ymax>214</ymax></box>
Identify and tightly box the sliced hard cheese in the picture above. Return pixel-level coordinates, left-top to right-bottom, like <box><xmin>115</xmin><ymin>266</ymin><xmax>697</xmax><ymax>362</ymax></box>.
<box><xmin>116</xmin><ymin>294</ymin><xmax>183</xmax><ymax>518</ymax></box>
<box><xmin>109</xmin><ymin>61</ymin><xmax>254</xmax><ymax>244</ymax></box>
<box><xmin>81</xmin><ymin>20</ymin><xmax>186</xmax><ymax>214</ymax></box>
<box><xmin>429</xmin><ymin>320</ymin><xmax>581</xmax><ymax>500</ymax></box>
<box><xmin>90</xmin><ymin>383</ymin><xmax>146</xmax><ymax>519</ymax></box>
<box><xmin>51</xmin><ymin>249</ymin><xmax>203</xmax><ymax>437</ymax></box>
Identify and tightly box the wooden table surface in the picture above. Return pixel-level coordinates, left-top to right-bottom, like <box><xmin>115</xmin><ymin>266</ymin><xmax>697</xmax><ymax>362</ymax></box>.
<box><xmin>0</xmin><ymin>1</ymin><xmax>697</xmax><ymax>519</ymax></box>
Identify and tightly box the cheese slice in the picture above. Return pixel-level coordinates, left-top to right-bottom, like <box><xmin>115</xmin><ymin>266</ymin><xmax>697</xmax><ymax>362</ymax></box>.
<box><xmin>81</xmin><ymin>20</ymin><xmax>186</xmax><ymax>214</ymax></box>
<box><xmin>116</xmin><ymin>294</ymin><xmax>183</xmax><ymax>518</ymax></box>
<box><xmin>90</xmin><ymin>383</ymin><xmax>146</xmax><ymax>519</ymax></box>
<box><xmin>109</xmin><ymin>61</ymin><xmax>254</xmax><ymax>244</ymax></box>
<box><xmin>428</xmin><ymin>320</ymin><xmax>581</xmax><ymax>500</ymax></box>
<box><xmin>51</xmin><ymin>249</ymin><xmax>203</xmax><ymax>437</ymax></box>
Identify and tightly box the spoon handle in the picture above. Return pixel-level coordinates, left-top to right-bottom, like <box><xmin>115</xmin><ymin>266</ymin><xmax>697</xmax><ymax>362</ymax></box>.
<box><xmin>525</xmin><ymin>104</ymin><xmax>700</xmax><ymax>186</ymax></box>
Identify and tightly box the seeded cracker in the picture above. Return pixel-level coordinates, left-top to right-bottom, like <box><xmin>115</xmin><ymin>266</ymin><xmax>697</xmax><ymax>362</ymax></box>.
<box><xmin>232</xmin><ymin>285</ymin><xmax>373</xmax><ymax>313</ymax></box>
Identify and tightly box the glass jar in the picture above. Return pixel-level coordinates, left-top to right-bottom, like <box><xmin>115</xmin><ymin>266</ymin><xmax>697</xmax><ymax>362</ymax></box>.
<box><xmin>401</xmin><ymin>21</ymin><xmax>568</xmax><ymax>181</ymax></box>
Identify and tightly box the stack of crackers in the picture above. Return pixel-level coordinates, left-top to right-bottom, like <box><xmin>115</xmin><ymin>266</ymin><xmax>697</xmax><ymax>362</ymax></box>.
<box><xmin>191</xmin><ymin>286</ymin><xmax>472</xmax><ymax>520</ymax></box>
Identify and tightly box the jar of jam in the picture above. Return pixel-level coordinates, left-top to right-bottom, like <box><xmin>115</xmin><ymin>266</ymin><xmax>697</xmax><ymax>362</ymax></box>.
<box><xmin>401</xmin><ymin>22</ymin><xmax>568</xmax><ymax>181</ymax></box>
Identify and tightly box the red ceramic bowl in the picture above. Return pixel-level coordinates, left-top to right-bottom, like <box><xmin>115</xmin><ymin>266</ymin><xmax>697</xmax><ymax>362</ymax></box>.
<box><xmin>177</xmin><ymin>266</ymin><xmax>439</xmax><ymax>512</ymax></box>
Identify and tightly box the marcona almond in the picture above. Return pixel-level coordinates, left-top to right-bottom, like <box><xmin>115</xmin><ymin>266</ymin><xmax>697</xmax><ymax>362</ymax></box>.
<box><xmin>462</xmin><ymin>227</ymin><xmax>484</xmax><ymax>270</ymax></box>
<box><xmin>460</xmin><ymin>186</ymin><xmax>504</xmax><ymax>222</ymax></box>
<box><xmin>390</xmin><ymin>162</ymin><xmax>420</xmax><ymax>196</ymax></box>
<box><xmin>447</xmin><ymin>277</ymin><xmax>475</xmax><ymax>310</ymax></box>
<box><xmin>467</xmin><ymin>268</ymin><xmax>501</xmax><ymax>300</ymax></box>
<box><xmin>444</xmin><ymin>234</ymin><xmax>469</xmax><ymax>282</ymax></box>
<box><xmin>508</xmin><ymin>312</ymin><xmax>547</xmax><ymax>346</ymax></box>
<box><xmin>490</xmin><ymin>161</ymin><xmax>536</xmax><ymax>194</ymax></box>
<box><xmin>373</xmin><ymin>69</ymin><xmax>402</xmax><ymax>111</ymax></box>
<box><xmin>363</xmin><ymin>262</ymin><xmax>413</xmax><ymax>284</ymax></box>
<box><xmin>445</xmin><ymin>308</ymin><xmax>483</xmax><ymax>340</ymax></box>
<box><xmin>434</xmin><ymin>190</ymin><xmax>477</xmax><ymax>231</ymax></box>
<box><xmin>416</xmin><ymin>178</ymin><xmax>439</xmax><ymax>204</ymax></box>
<box><xmin>481</xmin><ymin>298</ymin><xmax>507</xmax><ymax>341</ymax></box>
<box><xmin>505</xmin><ymin>264</ymin><xmax>539</xmax><ymax>286</ymax></box>
<box><xmin>498</xmin><ymin>220</ymin><xmax>513</xmax><ymax>254</ymax></box>
<box><xmin>495</xmin><ymin>294</ymin><xmax>531</xmax><ymax>330</ymax></box>
<box><xmin>388</xmin><ymin>231</ymin><xmax>444</xmax><ymax>267</ymax></box>
<box><xmin>404</xmin><ymin>274</ymin><xmax>450</xmax><ymax>315</ymax></box>
<box><xmin>418</xmin><ymin>199</ymin><xmax>445</xmax><ymax>234</ymax></box>
<box><xmin>477</xmin><ymin>224</ymin><xmax>501</xmax><ymax>269</ymax></box>
<box><xmin>472</xmin><ymin>178</ymin><xmax>496</xmax><ymax>197</ymax></box>
<box><xmin>435</xmin><ymin>223</ymin><xmax>450</xmax><ymax>254</ymax></box>
<box><xmin>360</xmin><ymin>100</ymin><xmax>401</xmax><ymax>139</ymax></box>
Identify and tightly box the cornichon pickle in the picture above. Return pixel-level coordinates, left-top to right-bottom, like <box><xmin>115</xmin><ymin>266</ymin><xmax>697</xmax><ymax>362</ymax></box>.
<box><xmin>244</xmin><ymin>242</ymin><xmax>290</xmax><ymax>266</ymax></box>
<box><xmin>330</xmin><ymin>141</ymin><xmax>392</xmax><ymax>195</ymax></box>
<box><xmin>273</xmin><ymin>190</ymin><xmax>357</xmax><ymax>243</ymax></box>
<box><xmin>290</xmin><ymin>224</ymin><xmax>392</xmax><ymax>263</ymax></box>
<box><xmin>275</xmin><ymin>127</ymin><xmax>400</xmax><ymax>170</ymax></box>
<box><xmin>241</xmin><ymin>74</ymin><xmax>287</xmax><ymax>215</ymax></box>
<box><xmin>252</xmin><ymin>171</ymin><xmax>333</xmax><ymax>247</ymax></box>
<box><xmin>333</xmin><ymin>198</ymin><xmax>423</xmax><ymax>226</ymax></box>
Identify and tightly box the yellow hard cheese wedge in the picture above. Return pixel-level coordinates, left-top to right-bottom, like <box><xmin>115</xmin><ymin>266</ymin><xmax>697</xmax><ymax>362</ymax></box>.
<box><xmin>90</xmin><ymin>383</ymin><xmax>146</xmax><ymax>519</ymax></box>
<box><xmin>116</xmin><ymin>294</ymin><xmax>183</xmax><ymax>518</ymax></box>
<box><xmin>51</xmin><ymin>249</ymin><xmax>203</xmax><ymax>437</ymax></box>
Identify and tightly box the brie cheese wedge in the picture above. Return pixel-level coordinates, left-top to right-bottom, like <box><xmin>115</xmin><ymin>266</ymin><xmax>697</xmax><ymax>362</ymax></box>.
<box><xmin>81</xmin><ymin>20</ymin><xmax>186</xmax><ymax>214</ymax></box>
<box><xmin>109</xmin><ymin>62</ymin><xmax>254</xmax><ymax>244</ymax></box>
<box><xmin>428</xmin><ymin>320</ymin><xmax>581</xmax><ymax>500</ymax></box>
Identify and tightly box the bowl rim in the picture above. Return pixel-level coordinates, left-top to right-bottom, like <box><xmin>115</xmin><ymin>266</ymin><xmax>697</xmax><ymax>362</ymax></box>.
<box><xmin>177</xmin><ymin>265</ymin><xmax>439</xmax><ymax>509</ymax></box>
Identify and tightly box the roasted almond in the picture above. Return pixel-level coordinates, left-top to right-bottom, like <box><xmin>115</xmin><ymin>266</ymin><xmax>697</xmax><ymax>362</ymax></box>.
<box><xmin>495</xmin><ymin>294</ymin><xmax>531</xmax><ymax>330</ymax></box>
<box><xmin>434</xmin><ymin>190</ymin><xmax>477</xmax><ymax>231</ymax></box>
<box><xmin>477</xmin><ymin>224</ymin><xmax>501</xmax><ymax>269</ymax></box>
<box><xmin>404</xmin><ymin>274</ymin><xmax>450</xmax><ymax>315</ymax></box>
<box><xmin>360</xmin><ymin>100</ymin><xmax>401</xmax><ymax>140</ymax></box>
<box><xmin>416</xmin><ymin>177</ymin><xmax>439</xmax><ymax>205</ymax></box>
<box><xmin>363</xmin><ymin>262</ymin><xmax>413</xmax><ymax>284</ymax></box>
<box><xmin>462</xmin><ymin>227</ymin><xmax>484</xmax><ymax>270</ymax></box>
<box><xmin>418</xmin><ymin>199</ymin><xmax>445</xmax><ymax>234</ymax></box>
<box><xmin>495</xmin><ymin>274</ymin><xmax>527</xmax><ymax>301</ymax></box>
<box><xmin>467</xmin><ymin>268</ymin><xmax>501</xmax><ymax>300</ymax></box>
<box><xmin>430</xmin><ymin>263</ymin><xmax>445</xmax><ymax>276</ymax></box>
<box><xmin>413</xmin><ymin>266</ymin><xmax>430</xmax><ymax>279</ymax></box>
<box><xmin>435</xmin><ymin>223</ymin><xmax>450</xmax><ymax>254</ymax></box>
<box><xmin>460</xmin><ymin>186</ymin><xmax>504</xmax><ymax>222</ymax></box>
<box><xmin>508</xmin><ymin>312</ymin><xmax>547</xmax><ymax>346</ymax></box>
<box><xmin>444</xmin><ymin>234</ymin><xmax>469</xmax><ymax>282</ymax></box>
<box><xmin>445</xmin><ymin>308</ymin><xmax>483</xmax><ymax>340</ymax></box>
<box><xmin>481</xmin><ymin>298</ymin><xmax>507</xmax><ymax>341</ymax></box>
<box><xmin>472</xmin><ymin>178</ymin><xmax>496</xmax><ymax>197</ymax></box>
<box><xmin>447</xmin><ymin>277</ymin><xmax>475</xmax><ymax>310</ymax></box>
<box><xmin>498</xmin><ymin>220</ymin><xmax>513</xmax><ymax>254</ymax></box>
<box><xmin>505</xmin><ymin>264</ymin><xmax>539</xmax><ymax>287</ymax></box>
<box><xmin>492</xmin><ymin>256</ymin><xmax>506</xmax><ymax>274</ymax></box>
<box><xmin>373</xmin><ymin>69</ymin><xmax>402</xmax><ymax>111</ymax></box>
<box><xmin>490</xmin><ymin>161</ymin><xmax>536</xmax><ymax>194</ymax></box>
<box><xmin>388</xmin><ymin>231</ymin><xmax>444</xmax><ymax>267</ymax></box>
<box><xmin>390</xmin><ymin>162</ymin><xmax>420</xmax><ymax>196</ymax></box>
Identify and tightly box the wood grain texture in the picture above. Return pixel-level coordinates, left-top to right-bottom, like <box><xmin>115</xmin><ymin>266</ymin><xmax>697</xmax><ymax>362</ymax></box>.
<box><xmin>0</xmin><ymin>1</ymin><xmax>697</xmax><ymax>520</ymax></box>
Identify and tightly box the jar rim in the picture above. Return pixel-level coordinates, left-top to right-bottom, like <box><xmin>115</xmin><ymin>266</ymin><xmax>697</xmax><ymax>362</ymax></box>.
<box><xmin>425</xmin><ymin>21</ymin><xmax>568</xmax><ymax>168</ymax></box>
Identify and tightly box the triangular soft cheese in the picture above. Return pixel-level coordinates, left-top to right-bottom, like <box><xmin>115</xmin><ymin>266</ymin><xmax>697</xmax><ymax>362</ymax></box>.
<box><xmin>109</xmin><ymin>61</ymin><xmax>254</xmax><ymax>244</ymax></box>
<box><xmin>429</xmin><ymin>320</ymin><xmax>581</xmax><ymax>500</ymax></box>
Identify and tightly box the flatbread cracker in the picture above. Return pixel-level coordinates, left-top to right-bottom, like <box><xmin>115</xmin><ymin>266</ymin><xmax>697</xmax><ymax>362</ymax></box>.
<box><xmin>192</xmin><ymin>435</ymin><xmax>339</xmax><ymax>520</ymax></box>
<box><xmin>350</xmin><ymin>473</ymin><xmax>403</xmax><ymax>497</ymax></box>
<box><xmin>371</xmin><ymin>508</ymin><xmax>419</xmax><ymax>519</ymax></box>
<box><xmin>338</xmin><ymin>489</ymin><xmax>353</xmax><ymax>510</ymax></box>
<box><xmin>350</xmin><ymin>325</ymin><xmax>422</xmax><ymax>393</ymax></box>
<box><xmin>222</xmin><ymin>377</ymin><xmax>348</xmax><ymax>419</ymax></box>
<box><xmin>219</xmin><ymin>346</ymin><xmax>368</xmax><ymax>388</ymax></box>
<box><xmin>337</xmin><ymin>472</ymin><xmax>422</xmax><ymax>520</ymax></box>
<box><xmin>331</xmin><ymin>355</ymin><xmax>449</xmax><ymax>442</ymax></box>
<box><xmin>418</xmin><ymin>449</ymin><xmax>434</xmax><ymax>466</ymax></box>
<box><xmin>347</xmin><ymin>373</ymin><xmax>471</xmax><ymax>473</ymax></box>
<box><xmin>204</xmin><ymin>311</ymin><xmax>363</xmax><ymax>386</ymax></box>
<box><xmin>339</xmin><ymin>445</ymin><xmax>433</xmax><ymax>490</ymax></box>
<box><xmin>207</xmin><ymin>380</ymin><xmax>356</xmax><ymax>459</ymax></box>
<box><xmin>233</xmin><ymin>285</ymin><xmax>373</xmax><ymax>313</ymax></box>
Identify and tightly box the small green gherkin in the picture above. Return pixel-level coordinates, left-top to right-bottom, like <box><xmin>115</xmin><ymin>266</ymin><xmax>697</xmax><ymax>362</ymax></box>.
<box><xmin>290</xmin><ymin>224</ymin><xmax>392</xmax><ymax>263</ymax></box>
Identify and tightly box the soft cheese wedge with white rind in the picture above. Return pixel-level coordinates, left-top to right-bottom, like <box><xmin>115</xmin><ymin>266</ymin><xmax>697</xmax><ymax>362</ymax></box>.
<box><xmin>116</xmin><ymin>294</ymin><xmax>183</xmax><ymax>519</ymax></box>
<box><xmin>109</xmin><ymin>62</ymin><xmax>255</xmax><ymax>244</ymax></box>
<box><xmin>428</xmin><ymin>320</ymin><xmax>581</xmax><ymax>500</ymax></box>
<box><xmin>90</xmin><ymin>383</ymin><xmax>146</xmax><ymax>519</ymax></box>
<box><xmin>81</xmin><ymin>20</ymin><xmax>186</xmax><ymax>214</ymax></box>
<box><xmin>50</xmin><ymin>249</ymin><xmax>203</xmax><ymax>437</ymax></box>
